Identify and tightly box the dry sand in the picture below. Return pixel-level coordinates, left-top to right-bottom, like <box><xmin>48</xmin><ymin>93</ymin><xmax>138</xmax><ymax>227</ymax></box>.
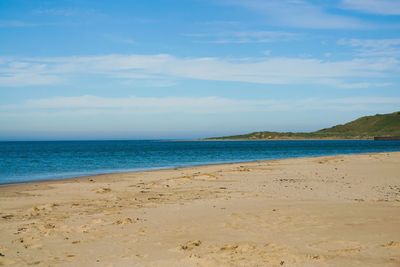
<box><xmin>1</xmin><ymin>152</ymin><xmax>400</xmax><ymax>266</ymax></box>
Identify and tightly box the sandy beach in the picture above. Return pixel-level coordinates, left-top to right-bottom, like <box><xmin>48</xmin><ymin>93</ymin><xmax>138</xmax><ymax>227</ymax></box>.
<box><xmin>0</xmin><ymin>152</ymin><xmax>399</xmax><ymax>266</ymax></box>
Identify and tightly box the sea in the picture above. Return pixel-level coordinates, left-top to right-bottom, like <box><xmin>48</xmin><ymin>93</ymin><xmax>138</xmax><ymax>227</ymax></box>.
<box><xmin>1</xmin><ymin>140</ymin><xmax>400</xmax><ymax>184</ymax></box>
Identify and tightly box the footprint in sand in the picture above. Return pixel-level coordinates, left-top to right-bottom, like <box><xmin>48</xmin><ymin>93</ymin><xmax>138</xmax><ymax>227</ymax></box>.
<box><xmin>180</xmin><ymin>240</ymin><xmax>202</xmax><ymax>251</ymax></box>
<box><xmin>113</xmin><ymin>218</ymin><xmax>135</xmax><ymax>225</ymax></box>
<box><xmin>94</xmin><ymin>188</ymin><xmax>112</xmax><ymax>194</ymax></box>
<box><xmin>26</xmin><ymin>203</ymin><xmax>58</xmax><ymax>217</ymax></box>
<box><xmin>201</xmin><ymin>242</ymin><xmax>296</xmax><ymax>266</ymax></box>
<box><xmin>237</xmin><ymin>166</ymin><xmax>251</xmax><ymax>172</ymax></box>
<box><xmin>310</xmin><ymin>240</ymin><xmax>364</xmax><ymax>255</ymax></box>
<box><xmin>382</xmin><ymin>241</ymin><xmax>400</xmax><ymax>248</ymax></box>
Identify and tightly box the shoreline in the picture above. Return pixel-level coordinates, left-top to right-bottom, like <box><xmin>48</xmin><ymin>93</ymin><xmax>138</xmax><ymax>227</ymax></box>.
<box><xmin>1</xmin><ymin>152</ymin><xmax>399</xmax><ymax>266</ymax></box>
<box><xmin>1</xmin><ymin>150</ymin><xmax>398</xmax><ymax>188</ymax></box>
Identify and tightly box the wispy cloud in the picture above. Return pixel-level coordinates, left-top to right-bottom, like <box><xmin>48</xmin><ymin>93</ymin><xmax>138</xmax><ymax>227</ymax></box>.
<box><xmin>338</xmin><ymin>38</ymin><xmax>400</xmax><ymax>58</ymax></box>
<box><xmin>103</xmin><ymin>34</ymin><xmax>136</xmax><ymax>45</ymax></box>
<box><xmin>0</xmin><ymin>20</ymin><xmax>38</xmax><ymax>28</ymax></box>
<box><xmin>0</xmin><ymin>59</ymin><xmax>60</xmax><ymax>86</ymax></box>
<box><xmin>186</xmin><ymin>31</ymin><xmax>299</xmax><ymax>44</ymax></box>
<box><xmin>222</xmin><ymin>0</ymin><xmax>369</xmax><ymax>29</ymax></box>
<box><xmin>32</xmin><ymin>8</ymin><xmax>105</xmax><ymax>18</ymax></box>
<box><xmin>3</xmin><ymin>95</ymin><xmax>259</xmax><ymax>114</ymax></box>
<box><xmin>341</xmin><ymin>0</ymin><xmax>400</xmax><ymax>15</ymax></box>
<box><xmin>196</xmin><ymin>20</ymin><xmax>242</xmax><ymax>27</ymax></box>
<box><xmin>3</xmin><ymin>95</ymin><xmax>400</xmax><ymax>114</ymax></box>
<box><xmin>323</xmin><ymin>79</ymin><xmax>392</xmax><ymax>89</ymax></box>
<box><xmin>0</xmin><ymin>54</ymin><xmax>397</xmax><ymax>88</ymax></box>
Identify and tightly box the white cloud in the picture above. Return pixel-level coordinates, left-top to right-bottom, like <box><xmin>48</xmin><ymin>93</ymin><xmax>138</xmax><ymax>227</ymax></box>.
<box><xmin>2</xmin><ymin>95</ymin><xmax>398</xmax><ymax>138</ymax></box>
<box><xmin>342</xmin><ymin>0</ymin><xmax>400</xmax><ymax>15</ymax></box>
<box><xmin>222</xmin><ymin>0</ymin><xmax>368</xmax><ymax>29</ymax></box>
<box><xmin>0</xmin><ymin>54</ymin><xmax>397</xmax><ymax>88</ymax></box>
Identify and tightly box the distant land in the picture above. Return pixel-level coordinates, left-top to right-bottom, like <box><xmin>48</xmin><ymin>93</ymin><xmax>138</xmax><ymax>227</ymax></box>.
<box><xmin>206</xmin><ymin>111</ymin><xmax>400</xmax><ymax>140</ymax></box>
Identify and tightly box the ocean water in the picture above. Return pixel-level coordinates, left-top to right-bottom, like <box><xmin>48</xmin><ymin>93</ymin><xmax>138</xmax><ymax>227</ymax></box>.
<box><xmin>0</xmin><ymin>140</ymin><xmax>400</xmax><ymax>184</ymax></box>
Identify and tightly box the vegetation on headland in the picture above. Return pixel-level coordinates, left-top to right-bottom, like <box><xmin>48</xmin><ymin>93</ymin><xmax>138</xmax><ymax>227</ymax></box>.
<box><xmin>206</xmin><ymin>111</ymin><xmax>400</xmax><ymax>140</ymax></box>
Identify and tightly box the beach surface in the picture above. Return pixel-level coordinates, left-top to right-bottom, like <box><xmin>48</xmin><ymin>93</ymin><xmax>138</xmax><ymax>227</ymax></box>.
<box><xmin>1</xmin><ymin>152</ymin><xmax>400</xmax><ymax>266</ymax></box>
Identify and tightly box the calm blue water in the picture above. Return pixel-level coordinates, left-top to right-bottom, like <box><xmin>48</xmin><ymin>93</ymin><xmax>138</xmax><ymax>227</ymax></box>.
<box><xmin>0</xmin><ymin>140</ymin><xmax>400</xmax><ymax>184</ymax></box>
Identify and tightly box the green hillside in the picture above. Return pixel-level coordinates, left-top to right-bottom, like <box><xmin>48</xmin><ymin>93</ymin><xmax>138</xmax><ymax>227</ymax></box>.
<box><xmin>316</xmin><ymin>112</ymin><xmax>400</xmax><ymax>136</ymax></box>
<box><xmin>206</xmin><ymin>111</ymin><xmax>400</xmax><ymax>140</ymax></box>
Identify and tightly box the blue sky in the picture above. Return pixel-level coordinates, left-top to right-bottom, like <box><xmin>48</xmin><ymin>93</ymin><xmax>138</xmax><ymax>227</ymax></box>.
<box><xmin>1</xmin><ymin>0</ymin><xmax>400</xmax><ymax>140</ymax></box>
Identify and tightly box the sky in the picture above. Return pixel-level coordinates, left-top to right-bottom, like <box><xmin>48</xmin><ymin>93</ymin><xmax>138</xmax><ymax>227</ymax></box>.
<box><xmin>0</xmin><ymin>0</ymin><xmax>400</xmax><ymax>140</ymax></box>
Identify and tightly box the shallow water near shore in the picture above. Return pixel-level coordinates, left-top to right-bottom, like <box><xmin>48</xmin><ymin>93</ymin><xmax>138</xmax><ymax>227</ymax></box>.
<box><xmin>1</xmin><ymin>140</ymin><xmax>400</xmax><ymax>184</ymax></box>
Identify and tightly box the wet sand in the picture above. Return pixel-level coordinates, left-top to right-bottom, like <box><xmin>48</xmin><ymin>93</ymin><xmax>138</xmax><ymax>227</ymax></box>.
<box><xmin>1</xmin><ymin>152</ymin><xmax>400</xmax><ymax>266</ymax></box>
